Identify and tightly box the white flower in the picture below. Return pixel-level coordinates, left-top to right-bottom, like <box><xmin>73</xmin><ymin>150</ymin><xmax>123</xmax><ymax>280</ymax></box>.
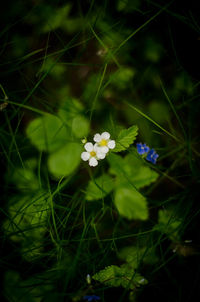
<box><xmin>93</xmin><ymin>132</ymin><xmax>116</xmax><ymax>154</ymax></box>
<box><xmin>81</xmin><ymin>142</ymin><xmax>106</xmax><ymax>167</ymax></box>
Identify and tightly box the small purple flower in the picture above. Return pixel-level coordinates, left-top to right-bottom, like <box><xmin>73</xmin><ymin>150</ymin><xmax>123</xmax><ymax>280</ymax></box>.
<box><xmin>136</xmin><ymin>142</ymin><xmax>159</xmax><ymax>164</ymax></box>
<box><xmin>136</xmin><ymin>143</ymin><xmax>150</xmax><ymax>155</ymax></box>
<box><xmin>146</xmin><ymin>148</ymin><xmax>159</xmax><ymax>164</ymax></box>
<box><xmin>83</xmin><ymin>295</ymin><xmax>100</xmax><ymax>302</ymax></box>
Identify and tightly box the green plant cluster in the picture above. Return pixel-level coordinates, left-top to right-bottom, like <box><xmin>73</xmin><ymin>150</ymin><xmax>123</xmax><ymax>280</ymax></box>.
<box><xmin>0</xmin><ymin>1</ymin><xmax>199</xmax><ymax>302</ymax></box>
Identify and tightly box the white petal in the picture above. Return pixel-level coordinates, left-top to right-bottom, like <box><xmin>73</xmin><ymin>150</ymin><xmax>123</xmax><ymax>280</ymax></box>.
<box><xmin>94</xmin><ymin>143</ymin><xmax>100</xmax><ymax>151</ymax></box>
<box><xmin>81</xmin><ymin>152</ymin><xmax>90</xmax><ymax>161</ymax></box>
<box><xmin>96</xmin><ymin>151</ymin><xmax>106</xmax><ymax>159</ymax></box>
<box><xmin>93</xmin><ymin>133</ymin><xmax>101</xmax><ymax>143</ymax></box>
<box><xmin>101</xmin><ymin>132</ymin><xmax>110</xmax><ymax>140</ymax></box>
<box><xmin>108</xmin><ymin>140</ymin><xmax>116</xmax><ymax>149</ymax></box>
<box><xmin>84</xmin><ymin>142</ymin><xmax>94</xmax><ymax>152</ymax></box>
<box><xmin>89</xmin><ymin>157</ymin><xmax>98</xmax><ymax>167</ymax></box>
<box><xmin>100</xmin><ymin>146</ymin><xmax>109</xmax><ymax>154</ymax></box>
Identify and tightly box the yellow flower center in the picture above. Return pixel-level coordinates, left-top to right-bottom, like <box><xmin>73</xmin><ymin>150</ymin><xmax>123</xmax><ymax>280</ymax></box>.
<box><xmin>99</xmin><ymin>139</ymin><xmax>107</xmax><ymax>146</ymax></box>
<box><xmin>90</xmin><ymin>151</ymin><xmax>96</xmax><ymax>157</ymax></box>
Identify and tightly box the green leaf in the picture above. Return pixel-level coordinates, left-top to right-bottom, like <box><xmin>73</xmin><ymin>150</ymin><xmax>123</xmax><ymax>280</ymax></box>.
<box><xmin>107</xmin><ymin>153</ymin><xmax>125</xmax><ymax>176</ymax></box>
<box><xmin>11</xmin><ymin>168</ymin><xmax>39</xmax><ymax>191</ymax></box>
<box><xmin>72</xmin><ymin>115</ymin><xmax>90</xmax><ymax>138</ymax></box>
<box><xmin>58</xmin><ymin>98</ymin><xmax>84</xmax><ymax>122</ymax></box>
<box><xmin>118</xmin><ymin>246</ymin><xmax>144</xmax><ymax>268</ymax></box>
<box><xmin>42</xmin><ymin>4</ymin><xmax>71</xmax><ymax>32</ymax></box>
<box><xmin>92</xmin><ymin>264</ymin><xmax>147</xmax><ymax>289</ymax></box>
<box><xmin>48</xmin><ymin>143</ymin><xmax>81</xmax><ymax>178</ymax></box>
<box><xmin>114</xmin><ymin>184</ymin><xmax>148</xmax><ymax>220</ymax></box>
<box><xmin>111</xmin><ymin>67</ymin><xmax>135</xmax><ymax>90</ymax></box>
<box><xmin>108</xmin><ymin>153</ymin><xmax>159</xmax><ymax>189</ymax></box>
<box><xmin>9</xmin><ymin>158</ymin><xmax>39</xmax><ymax>191</ymax></box>
<box><xmin>26</xmin><ymin>114</ymin><xmax>70</xmax><ymax>153</ymax></box>
<box><xmin>123</xmin><ymin>153</ymin><xmax>159</xmax><ymax>188</ymax></box>
<box><xmin>116</xmin><ymin>0</ymin><xmax>141</xmax><ymax>13</ymax></box>
<box><xmin>118</xmin><ymin>246</ymin><xmax>159</xmax><ymax>268</ymax></box>
<box><xmin>126</xmin><ymin>166</ymin><xmax>158</xmax><ymax>189</ymax></box>
<box><xmin>41</xmin><ymin>57</ymin><xmax>66</xmax><ymax>78</ymax></box>
<box><xmin>114</xmin><ymin>125</ymin><xmax>138</xmax><ymax>152</ymax></box>
<box><xmin>58</xmin><ymin>98</ymin><xmax>90</xmax><ymax>138</ymax></box>
<box><xmin>85</xmin><ymin>174</ymin><xmax>114</xmax><ymax>201</ymax></box>
<box><xmin>154</xmin><ymin>209</ymin><xmax>182</xmax><ymax>241</ymax></box>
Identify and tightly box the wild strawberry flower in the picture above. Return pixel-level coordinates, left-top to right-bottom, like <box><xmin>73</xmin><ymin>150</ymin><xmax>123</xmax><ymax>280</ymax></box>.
<box><xmin>81</xmin><ymin>142</ymin><xmax>106</xmax><ymax>167</ymax></box>
<box><xmin>93</xmin><ymin>132</ymin><xmax>116</xmax><ymax>154</ymax></box>
<box><xmin>83</xmin><ymin>295</ymin><xmax>100</xmax><ymax>302</ymax></box>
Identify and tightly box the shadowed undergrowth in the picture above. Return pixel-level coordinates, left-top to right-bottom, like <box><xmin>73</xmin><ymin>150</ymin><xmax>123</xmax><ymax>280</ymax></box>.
<box><xmin>0</xmin><ymin>1</ymin><xmax>200</xmax><ymax>301</ymax></box>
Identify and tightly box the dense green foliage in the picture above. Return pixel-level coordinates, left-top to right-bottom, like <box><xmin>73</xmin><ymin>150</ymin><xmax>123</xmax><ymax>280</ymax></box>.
<box><xmin>0</xmin><ymin>1</ymin><xmax>200</xmax><ymax>302</ymax></box>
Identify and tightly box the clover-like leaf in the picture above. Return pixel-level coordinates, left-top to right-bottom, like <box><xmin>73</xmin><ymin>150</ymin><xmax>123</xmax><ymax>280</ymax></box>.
<box><xmin>85</xmin><ymin>174</ymin><xmax>114</xmax><ymax>201</ymax></box>
<box><xmin>58</xmin><ymin>99</ymin><xmax>90</xmax><ymax>138</ymax></box>
<box><xmin>72</xmin><ymin>115</ymin><xmax>90</xmax><ymax>138</ymax></box>
<box><xmin>26</xmin><ymin>114</ymin><xmax>70</xmax><ymax>153</ymax></box>
<box><xmin>48</xmin><ymin>142</ymin><xmax>82</xmax><ymax>178</ymax></box>
<box><xmin>108</xmin><ymin>153</ymin><xmax>159</xmax><ymax>189</ymax></box>
<box><xmin>114</xmin><ymin>184</ymin><xmax>148</xmax><ymax>220</ymax></box>
<box><xmin>58</xmin><ymin>98</ymin><xmax>84</xmax><ymax>123</ymax></box>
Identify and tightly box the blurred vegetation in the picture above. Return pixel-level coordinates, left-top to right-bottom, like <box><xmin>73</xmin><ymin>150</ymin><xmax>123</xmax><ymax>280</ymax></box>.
<box><xmin>0</xmin><ymin>0</ymin><xmax>200</xmax><ymax>302</ymax></box>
